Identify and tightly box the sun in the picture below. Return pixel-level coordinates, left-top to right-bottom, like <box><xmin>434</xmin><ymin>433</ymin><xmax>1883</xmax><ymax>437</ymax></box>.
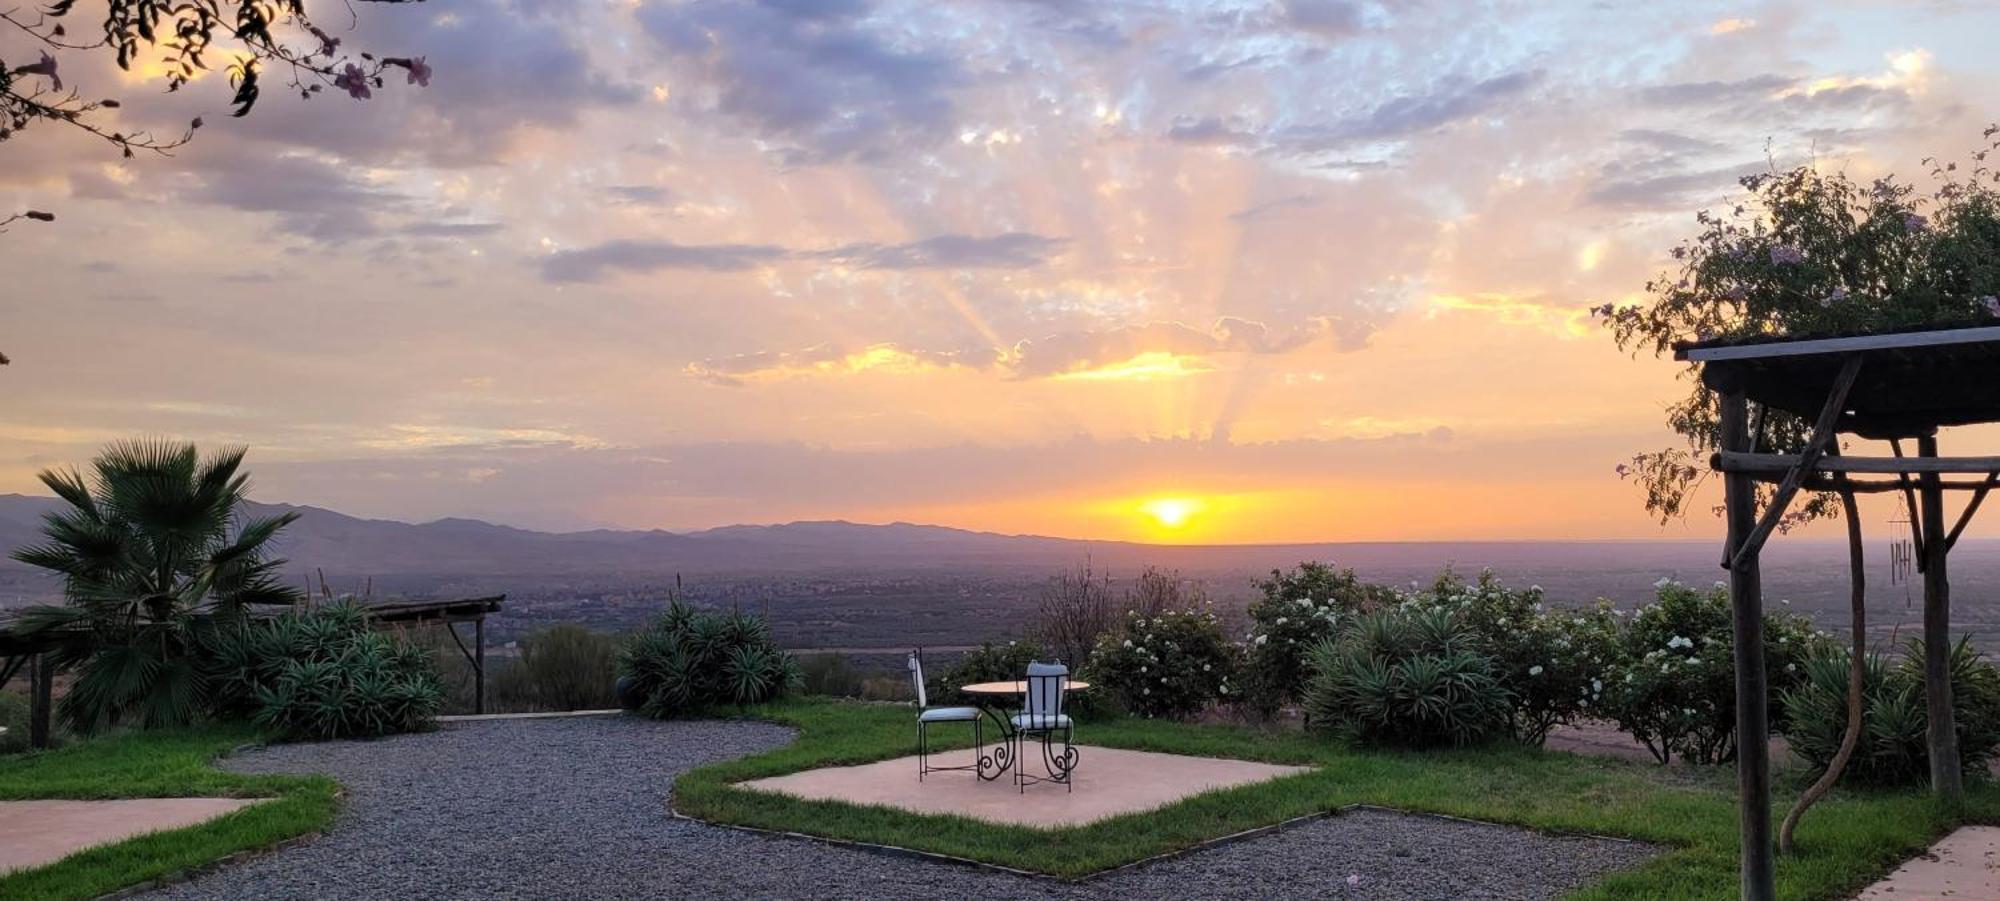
<box><xmin>1139</xmin><ymin>497</ymin><xmax>1204</xmax><ymax>530</ymax></box>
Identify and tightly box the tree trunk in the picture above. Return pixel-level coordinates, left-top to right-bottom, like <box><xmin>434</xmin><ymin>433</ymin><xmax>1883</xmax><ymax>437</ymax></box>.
<box><xmin>1779</xmin><ymin>482</ymin><xmax>1865</xmax><ymax>852</ymax></box>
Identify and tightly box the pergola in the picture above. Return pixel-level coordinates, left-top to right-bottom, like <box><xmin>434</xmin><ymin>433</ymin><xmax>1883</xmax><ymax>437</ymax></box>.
<box><xmin>1676</xmin><ymin>323</ymin><xmax>2000</xmax><ymax>901</ymax></box>
<box><xmin>0</xmin><ymin>594</ymin><xmax>506</xmax><ymax>746</ymax></box>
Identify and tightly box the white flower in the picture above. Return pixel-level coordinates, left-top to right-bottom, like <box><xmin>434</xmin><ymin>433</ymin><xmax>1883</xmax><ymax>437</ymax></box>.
<box><xmin>1203</xmin><ymin>663</ymin><xmax>1212</xmax><ymax>671</ymax></box>
<box><xmin>1528</xmin><ymin>665</ymin><xmax>1544</xmax><ymax>676</ymax></box>
<box><xmin>1143</xmin><ymin>688</ymin><xmax>1151</xmax><ymax>695</ymax></box>
<box><xmin>1256</xmin><ymin>635</ymin><xmax>1269</xmax><ymax>645</ymax></box>
<box><xmin>1140</xmin><ymin>666</ymin><xmax>1147</xmax><ymax>673</ymax></box>
<box><xmin>1123</xmin><ymin>639</ymin><xmax>1133</xmax><ymax>648</ymax></box>
<box><xmin>1276</xmin><ymin>617</ymin><xmax>1289</xmax><ymax>626</ymax></box>
<box><xmin>1591</xmin><ymin>679</ymin><xmax>1603</xmax><ymax>693</ymax></box>
<box><xmin>1786</xmin><ymin>663</ymin><xmax>1797</xmax><ymax>672</ymax></box>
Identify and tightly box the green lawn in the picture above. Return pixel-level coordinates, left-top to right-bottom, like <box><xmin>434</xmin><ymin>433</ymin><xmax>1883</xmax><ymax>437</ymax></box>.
<box><xmin>0</xmin><ymin>726</ymin><xmax>339</xmax><ymax>901</ymax></box>
<box><xmin>676</xmin><ymin>699</ymin><xmax>2000</xmax><ymax>899</ymax></box>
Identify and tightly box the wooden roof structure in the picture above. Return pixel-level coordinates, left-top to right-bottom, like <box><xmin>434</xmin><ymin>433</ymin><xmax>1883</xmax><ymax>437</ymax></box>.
<box><xmin>1678</xmin><ymin>323</ymin><xmax>2000</xmax><ymax>901</ymax></box>
<box><xmin>362</xmin><ymin>595</ymin><xmax>505</xmax><ymax>626</ymax></box>
<box><xmin>1677</xmin><ymin>322</ymin><xmax>2000</xmax><ymax>437</ymax></box>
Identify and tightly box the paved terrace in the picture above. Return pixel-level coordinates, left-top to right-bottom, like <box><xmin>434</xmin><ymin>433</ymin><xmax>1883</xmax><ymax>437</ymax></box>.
<box><xmin>138</xmin><ymin>716</ymin><xmax>1654</xmax><ymax>900</ymax></box>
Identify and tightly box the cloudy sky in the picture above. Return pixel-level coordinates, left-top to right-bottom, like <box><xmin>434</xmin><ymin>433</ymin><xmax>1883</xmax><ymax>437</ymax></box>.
<box><xmin>4</xmin><ymin>0</ymin><xmax>1998</xmax><ymax>542</ymax></box>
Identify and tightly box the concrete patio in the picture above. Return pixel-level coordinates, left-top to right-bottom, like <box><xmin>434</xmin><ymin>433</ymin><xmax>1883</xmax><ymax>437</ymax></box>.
<box><xmin>0</xmin><ymin>798</ymin><xmax>266</xmax><ymax>874</ymax></box>
<box><xmin>737</xmin><ymin>745</ymin><xmax>1311</xmax><ymax>828</ymax></box>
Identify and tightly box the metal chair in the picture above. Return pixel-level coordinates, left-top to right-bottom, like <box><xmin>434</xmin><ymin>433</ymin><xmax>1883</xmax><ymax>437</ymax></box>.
<box><xmin>1012</xmin><ymin>660</ymin><xmax>1078</xmax><ymax>792</ymax></box>
<box><xmin>909</xmin><ymin>649</ymin><xmax>981</xmax><ymax>780</ymax></box>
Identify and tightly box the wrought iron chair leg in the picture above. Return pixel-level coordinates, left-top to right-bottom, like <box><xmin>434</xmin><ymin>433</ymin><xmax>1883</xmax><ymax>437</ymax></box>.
<box><xmin>1065</xmin><ymin>724</ymin><xmax>1074</xmax><ymax>792</ymax></box>
<box><xmin>918</xmin><ymin>720</ymin><xmax>926</xmax><ymax>781</ymax></box>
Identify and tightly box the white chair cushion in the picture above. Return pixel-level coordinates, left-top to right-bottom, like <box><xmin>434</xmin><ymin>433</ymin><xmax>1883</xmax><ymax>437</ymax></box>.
<box><xmin>918</xmin><ymin>706</ymin><xmax>982</xmax><ymax>722</ymax></box>
<box><xmin>1011</xmin><ymin>712</ymin><xmax>1072</xmax><ymax>730</ymax></box>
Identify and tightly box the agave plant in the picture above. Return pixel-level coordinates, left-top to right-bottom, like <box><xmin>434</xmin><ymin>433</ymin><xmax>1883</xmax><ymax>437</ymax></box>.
<box><xmin>1784</xmin><ymin>636</ymin><xmax>2000</xmax><ymax>785</ymax></box>
<box><xmin>619</xmin><ymin>600</ymin><xmax>799</xmax><ymax>719</ymax></box>
<box><xmin>7</xmin><ymin>440</ymin><xmax>302</xmax><ymax>733</ymax></box>
<box><xmin>1304</xmin><ymin>608</ymin><xmax>1512</xmax><ymax>748</ymax></box>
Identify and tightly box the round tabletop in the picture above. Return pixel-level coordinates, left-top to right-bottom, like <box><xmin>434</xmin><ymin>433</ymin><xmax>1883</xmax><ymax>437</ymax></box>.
<box><xmin>960</xmin><ymin>679</ymin><xmax>1091</xmax><ymax>695</ymax></box>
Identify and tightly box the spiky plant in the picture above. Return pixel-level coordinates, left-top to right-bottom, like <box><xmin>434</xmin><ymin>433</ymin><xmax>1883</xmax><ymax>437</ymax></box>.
<box><xmin>619</xmin><ymin>600</ymin><xmax>798</xmax><ymax>719</ymax></box>
<box><xmin>1304</xmin><ymin>608</ymin><xmax>1511</xmax><ymax>748</ymax></box>
<box><xmin>7</xmin><ymin>439</ymin><xmax>301</xmax><ymax>733</ymax></box>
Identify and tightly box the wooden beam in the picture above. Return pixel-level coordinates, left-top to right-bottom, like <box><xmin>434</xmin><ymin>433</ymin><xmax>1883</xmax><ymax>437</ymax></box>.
<box><xmin>1714</xmin><ymin>452</ymin><xmax>2000</xmax><ymax>475</ymax></box>
<box><xmin>1728</xmin><ymin>356</ymin><xmax>1861</xmax><ymax>571</ymax></box>
<box><xmin>1918</xmin><ymin>436</ymin><xmax>1964</xmax><ymax>803</ymax></box>
<box><xmin>29</xmin><ymin>653</ymin><xmax>52</xmax><ymax>751</ymax></box>
<box><xmin>1678</xmin><ymin>325</ymin><xmax>2000</xmax><ymax>361</ymax></box>
<box><xmin>1721</xmin><ymin>389</ymin><xmax>1776</xmax><ymax>901</ymax></box>
<box><xmin>1740</xmin><ymin>473</ymin><xmax>2000</xmax><ymax>494</ymax></box>
<box><xmin>1943</xmin><ymin>473</ymin><xmax>2000</xmax><ymax>553</ymax></box>
<box><xmin>475</xmin><ymin>615</ymin><xmax>487</xmax><ymax>717</ymax></box>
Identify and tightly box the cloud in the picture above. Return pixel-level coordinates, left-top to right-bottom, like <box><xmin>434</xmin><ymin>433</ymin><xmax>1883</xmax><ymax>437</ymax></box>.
<box><xmin>541</xmin><ymin>240</ymin><xmax>792</xmax><ymax>282</ymax></box>
<box><xmin>1282</xmin><ymin>0</ymin><xmax>1364</xmax><ymax>39</ymax></box>
<box><xmin>1229</xmin><ymin>194</ymin><xmax>1323</xmax><ymax>222</ymax></box>
<box><xmin>180</xmin><ymin>151</ymin><xmax>407</xmax><ymax>241</ymax></box>
<box><xmin>683</xmin><ymin>317</ymin><xmax>1372</xmax><ymax>386</ymax></box>
<box><xmin>1165</xmin><ymin>115</ymin><xmax>1262</xmax><ymax>147</ymax></box>
<box><xmin>541</xmin><ymin>232</ymin><xmax>1066</xmax><ymax>283</ymax></box>
<box><xmin>1585</xmin><ymin>163</ymin><xmax>1761</xmax><ymax>210</ymax></box>
<box><xmin>1636</xmin><ymin>74</ymin><xmax>1794</xmax><ymax>107</ymax></box>
<box><xmin>1275</xmin><ymin>69</ymin><xmax>1545</xmax><ymax>150</ymax></box>
<box><xmin>636</xmin><ymin>0</ymin><xmax>964</xmax><ymax>164</ymax></box>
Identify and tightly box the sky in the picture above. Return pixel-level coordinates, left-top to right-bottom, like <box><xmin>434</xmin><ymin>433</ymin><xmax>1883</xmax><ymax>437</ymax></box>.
<box><xmin>4</xmin><ymin>0</ymin><xmax>1999</xmax><ymax>543</ymax></box>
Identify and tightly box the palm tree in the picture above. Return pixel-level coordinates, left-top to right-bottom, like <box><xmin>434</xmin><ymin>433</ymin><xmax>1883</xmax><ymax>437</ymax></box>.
<box><xmin>8</xmin><ymin>439</ymin><xmax>302</xmax><ymax>732</ymax></box>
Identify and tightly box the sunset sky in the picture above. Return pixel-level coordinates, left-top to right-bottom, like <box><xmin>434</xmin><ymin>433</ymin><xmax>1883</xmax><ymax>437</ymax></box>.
<box><xmin>6</xmin><ymin>0</ymin><xmax>2000</xmax><ymax>543</ymax></box>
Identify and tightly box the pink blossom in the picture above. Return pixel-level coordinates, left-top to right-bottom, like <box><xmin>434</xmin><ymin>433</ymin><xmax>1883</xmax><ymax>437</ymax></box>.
<box><xmin>12</xmin><ymin>51</ymin><xmax>60</xmax><ymax>91</ymax></box>
<box><xmin>403</xmin><ymin>56</ymin><xmax>431</xmax><ymax>87</ymax></box>
<box><xmin>1819</xmin><ymin>287</ymin><xmax>1848</xmax><ymax>308</ymax></box>
<box><xmin>333</xmin><ymin>64</ymin><xmax>372</xmax><ymax>100</ymax></box>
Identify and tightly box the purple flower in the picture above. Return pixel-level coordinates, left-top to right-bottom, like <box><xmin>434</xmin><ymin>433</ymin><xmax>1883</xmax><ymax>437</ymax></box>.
<box><xmin>12</xmin><ymin>51</ymin><xmax>60</xmax><ymax>91</ymax></box>
<box><xmin>1819</xmin><ymin>287</ymin><xmax>1848</xmax><ymax>308</ymax></box>
<box><xmin>1615</xmin><ymin>463</ymin><xmax>1630</xmax><ymax>477</ymax></box>
<box><xmin>1981</xmin><ymin>296</ymin><xmax>2000</xmax><ymax>318</ymax></box>
<box><xmin>387</xmin><ymin>57</ymin><xmax>431</xmax><ymax>87</ymax></box>
<box><xmin>1904</xmin><ymin>213</ymin><xmax>1928</xmax><ymax>232</ymax></box>
<box><xmin>333</xmin><ymin>64</ymin><xmax>372</xmax><ymax>100</ymax></box>
<box><xmin>1769</xmin><ymin>245</ymin><xmax>1805</xmax><ymax>265</ymax></box>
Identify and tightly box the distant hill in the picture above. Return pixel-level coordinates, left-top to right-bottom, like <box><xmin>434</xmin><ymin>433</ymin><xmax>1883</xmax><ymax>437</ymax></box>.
<box><xmin>5</xmin><ymin>493</ymin><xmax>1995</xmax><ymax>632</ymax></box>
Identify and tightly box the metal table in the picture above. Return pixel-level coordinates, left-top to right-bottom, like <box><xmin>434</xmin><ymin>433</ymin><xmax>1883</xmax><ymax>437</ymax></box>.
<box><xmin>959</xmin><ymin>679</ymin><xmax>1089</xmax><ymax>782</ymax></box>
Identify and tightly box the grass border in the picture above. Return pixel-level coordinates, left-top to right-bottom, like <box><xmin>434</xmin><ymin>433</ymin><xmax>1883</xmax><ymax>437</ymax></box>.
<box><xmin>0</xmin><ymin>727</ymin><xmax>341</xmax><ymax>901</ymax></box>
<box><xmin>673</xmin><ymin>698</ymin><xmax>2000</xmax><ymax>899</ymax></box>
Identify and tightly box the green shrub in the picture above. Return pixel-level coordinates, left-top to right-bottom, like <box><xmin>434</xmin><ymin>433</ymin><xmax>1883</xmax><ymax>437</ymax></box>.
<box><xmin>0</xmin><ymin>692</ymin><xmax>28</xmax><ymax>754</ymax></box>
<box><xmin>1406</xmin><ymin>569</ymin><xmax>1624</xmax><ymax>745</ymax></box>
<box><xmin>498</xmin><ymin>624</ymin><xmax>620</xmax><ymax>711</ymax></box>
<box><xmin>619</xmin><ymin>601</ymin><xmax>798</xmax><ymax>718</ymax></box>
<box><xmin>1783</xmin><ymin>636</ymin><xmax>2000</xmax><ymax>785</ymax></box>
<box><xmin>1601</xmin><ymin>580</ymin><xmax>1823</xmax><ymax>764</ymax></box>
<box><xmin>926</xmin><ymin>640</ymin><xmax>1046</xmax><ymax>707</ymax></box>
<box><xmin>205</xmin><ymin>602</ymin><xmax>444</xmax><ymax>740</ymax></box>
<box><xmin>1303</xmin><ymin>607</ymin><xmax>1512</xmax><ymax>748</ymax></box>
<box><xmin>1240</xmin><ymin>562</ymin><xmax>1393</xmax><ymax>716</ymax></box>
<box><xmin>799</xmin><ymin>652</ymin><xmax>866</xmax><ymax>698</ymax></box>
<box><xmin>1090</xmin><ymin>607</ymin><xmax>1240</xmax><ymax>719</ymax></box>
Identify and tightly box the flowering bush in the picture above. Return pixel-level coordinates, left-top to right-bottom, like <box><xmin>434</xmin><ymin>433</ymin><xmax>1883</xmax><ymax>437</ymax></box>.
<box><xmin>1090</xmin><ymin>607</ymin><xmax>1240</xmax><ymax>719</ymax></box>
<box><xmin>1782</xmin><ymin>637</ymin><xmax>2000</xmax><ymax>786</ymax></box>
<box><xmin>1601</xmin><ymin>580</ymin><xmax>1824</xmax><ymax>764</ymax></box>
<box><xmin>1240</xmin><ymin>562</ymin><xmax>1394</xmax><ymax>716</ymax></box>
<box><xmin>1303</xmin><ymin>607</ymin><xmax>1511</xmax><ymax>748</ymax></box>
<box><xmin>1405</xmin><ymin>569</ymin><xmax>1623</xmax><ymax>745</ymax></box>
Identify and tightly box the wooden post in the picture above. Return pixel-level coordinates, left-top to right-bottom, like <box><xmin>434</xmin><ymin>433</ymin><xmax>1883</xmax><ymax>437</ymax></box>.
<box><xmin>1917</xmin><ymin>435</ymin><xmax>1964</xmax><ymax>803</ymax></box>
<box><xmin>474</xmin><ymin>616</ymin><xmax>487</xmax><ymax>716</ymax></box>
<box><xmin>29</xmin><ymin>653</ymin><xmax>53</xmax><ymax>750</ymax></box>
<box><xmin>1721</xmin><ymin>389</ymin><xmax>1775</xmax><ymax>901</ymax></box>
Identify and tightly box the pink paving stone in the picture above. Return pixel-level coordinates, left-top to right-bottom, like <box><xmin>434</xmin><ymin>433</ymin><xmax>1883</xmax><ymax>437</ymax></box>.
<box><xmin>1855</xmin><ymin>826</ymin><xmax>2000</xmax><ymax>901</ymax></box>
<box><xmin>737</xmin><ymin>745</ymin><xmax>1311</xmax><ymax>828</ymax></box>
<box><xmin>0</xmin><ymin>798</ymin><xmax>267</xmax><ymax>874</ymax></box>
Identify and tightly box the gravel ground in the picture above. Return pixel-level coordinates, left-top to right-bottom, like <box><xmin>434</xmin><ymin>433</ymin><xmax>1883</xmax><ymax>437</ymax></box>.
<box><xmin>146</xmin><ymin>716</ymin><xmax>1655</xmax><ymax>900</ymax></box>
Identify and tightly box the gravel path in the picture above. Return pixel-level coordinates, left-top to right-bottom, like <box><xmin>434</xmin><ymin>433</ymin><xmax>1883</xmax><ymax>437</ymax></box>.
<box><xmin>146</xmin><ymin>716</ymin><xmax>1655</xmax><ymax>900</ymax></box>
